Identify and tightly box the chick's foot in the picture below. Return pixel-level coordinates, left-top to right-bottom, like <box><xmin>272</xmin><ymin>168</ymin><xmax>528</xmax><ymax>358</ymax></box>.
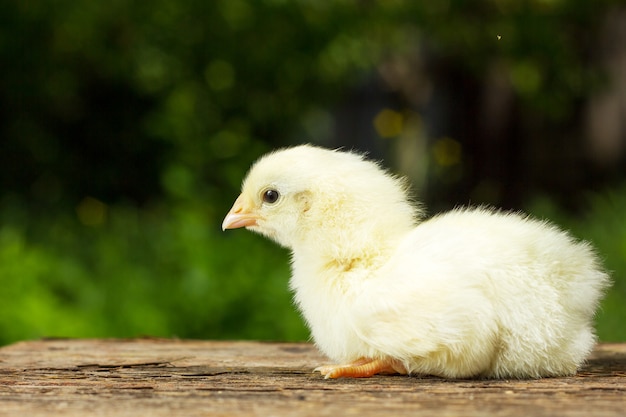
<box><xmin>315</xmin><ymin>357</ymin><xmax>406</xmax><ymax>379</ymax></box>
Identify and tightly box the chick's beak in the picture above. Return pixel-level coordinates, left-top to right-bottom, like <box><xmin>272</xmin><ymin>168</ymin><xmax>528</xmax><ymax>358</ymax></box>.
<box><xmin>222</xmin><ymin>194</ymin><xmax>260</xmax><ymax>231</ymax></box>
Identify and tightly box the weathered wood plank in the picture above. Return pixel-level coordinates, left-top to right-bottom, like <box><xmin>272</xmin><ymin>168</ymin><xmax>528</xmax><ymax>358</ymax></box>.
<box><xmin>0</xmin><ymin>339</ymin><xmax>624</xmax><ymax>416</ymax></box>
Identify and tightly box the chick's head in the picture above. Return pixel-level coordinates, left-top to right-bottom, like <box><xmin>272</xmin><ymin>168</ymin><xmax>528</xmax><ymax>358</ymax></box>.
<box><xmin>222</xmin><ymin>145</ymin><xmax>419</xmax><ymax>256</ymax></box>
<box><xmin>222</xmin><ymin>146</ymin><xmax>322</xmax><ymax>247</ymax></box>
<box><xmin>221</xmin><ymin>165</ymin><xmax>310</xmax><ymax>248</ymax></box>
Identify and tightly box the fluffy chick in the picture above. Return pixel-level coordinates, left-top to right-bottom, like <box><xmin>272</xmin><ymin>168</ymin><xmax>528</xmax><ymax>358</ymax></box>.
<box><xmin>222</xmin><ymin>144</ymin><xmax>610</xmax><ymax>379</ymax></box>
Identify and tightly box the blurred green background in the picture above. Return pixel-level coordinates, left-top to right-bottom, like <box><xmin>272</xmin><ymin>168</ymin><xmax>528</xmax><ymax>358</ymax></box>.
<box><xmin>1</xmin><ymin>0</ymin><xmax>625</xmax><ymax>346</ymax></box>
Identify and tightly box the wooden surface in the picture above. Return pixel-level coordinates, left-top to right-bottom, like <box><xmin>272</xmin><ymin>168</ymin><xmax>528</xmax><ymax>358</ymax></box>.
<box><xmin>0</xmin><ymin>339</ymin><xmax>624</xmax><ymax>416</ymax></box>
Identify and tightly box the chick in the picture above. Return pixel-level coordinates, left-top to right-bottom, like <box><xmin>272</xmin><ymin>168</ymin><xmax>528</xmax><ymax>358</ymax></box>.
<box><xmin>222</xmin><ymin>144</ymin><xmax>610</xmax><ymax>379</ymax></box>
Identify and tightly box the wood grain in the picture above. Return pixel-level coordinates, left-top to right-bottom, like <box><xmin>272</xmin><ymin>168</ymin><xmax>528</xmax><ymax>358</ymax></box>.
<box><xmin>0</xmin><ymin>339</ymin><xmax>624</xmax><ymax>416</ymax></box>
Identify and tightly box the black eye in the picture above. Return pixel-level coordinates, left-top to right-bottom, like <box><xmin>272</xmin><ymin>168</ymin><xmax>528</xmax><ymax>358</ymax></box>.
<box><xmin>262</xmin><ymin>189</ymin><xmax>280</xmax><ymax>204</ymax></box>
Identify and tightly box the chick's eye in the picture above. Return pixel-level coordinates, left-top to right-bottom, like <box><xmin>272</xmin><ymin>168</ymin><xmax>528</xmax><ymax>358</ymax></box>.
<box><xmin>262</xmin><ymin>189</ymin><xmax>280</xmax><ymax>204</ymax></box>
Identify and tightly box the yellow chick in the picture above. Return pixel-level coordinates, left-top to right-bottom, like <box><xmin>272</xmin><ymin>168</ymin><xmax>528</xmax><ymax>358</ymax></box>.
<box><xmin>222</xmin><ymin>144</ymin><xmax>610</xmax><ymax>379</ymax></box>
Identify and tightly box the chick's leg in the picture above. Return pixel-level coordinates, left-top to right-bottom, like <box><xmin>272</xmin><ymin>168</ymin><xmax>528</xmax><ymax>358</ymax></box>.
<box><xmin>315</xmin><ymin>358</ymin><xmax>406</xmax><ymax>379</ymax></box>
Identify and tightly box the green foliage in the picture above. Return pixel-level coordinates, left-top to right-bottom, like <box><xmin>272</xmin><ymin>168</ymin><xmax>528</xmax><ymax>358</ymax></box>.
<box><xmin>2</xmin><ymin>0</ymin><xmax>414</xmax><ymax>204</ymax></box>
<box><xmin>1</xmin><ymin>0</ymin><xmax>625</xmax><ymax>346</ymax></box>
<box><xmin>0</xmin><ymin>201</ymin><xmax>308</xmax><ymax>346</ymax></box>
<box><xmin>1</xmin><ymin>186</ymin><xmax>625</xmax><ymax>346</ymax></box>
<box><xmin>3</xmin><ymin>0</ymin><xmax>619</xmax><ymax>204</ymax></box>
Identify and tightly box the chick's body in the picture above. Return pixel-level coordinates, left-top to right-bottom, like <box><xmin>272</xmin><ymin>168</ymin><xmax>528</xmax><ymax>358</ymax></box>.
<box><xmin>223</xmin><ymin>145</ymin><xmax>610</xmax><ymax>379</ymax></box>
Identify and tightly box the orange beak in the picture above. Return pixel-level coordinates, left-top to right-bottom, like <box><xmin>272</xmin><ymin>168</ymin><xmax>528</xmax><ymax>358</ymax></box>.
<box><xmin>222</xmin><ymin>194</ymin><xmax>260</xmax><ymax>230</ymax></box>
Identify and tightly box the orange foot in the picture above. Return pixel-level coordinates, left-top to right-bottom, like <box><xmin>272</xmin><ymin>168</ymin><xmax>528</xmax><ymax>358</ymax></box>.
<box><xmin>315</xmin><ymin>357</ymin><xmax>407</xmax><ymax>379</ymax></box>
